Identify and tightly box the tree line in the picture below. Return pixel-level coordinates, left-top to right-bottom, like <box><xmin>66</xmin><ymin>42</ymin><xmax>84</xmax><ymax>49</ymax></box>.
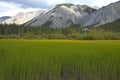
<box><xmin>0</xmin><ymin>24</ymin><xmax>120</xmax><ymax>40</ymax></box>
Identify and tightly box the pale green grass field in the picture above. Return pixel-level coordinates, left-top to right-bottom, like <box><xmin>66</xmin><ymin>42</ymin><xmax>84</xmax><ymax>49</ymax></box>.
<box><xmin>0</xmin><ymin>40</ymin><xmax>120</xmax><ymax>80</ymax></box>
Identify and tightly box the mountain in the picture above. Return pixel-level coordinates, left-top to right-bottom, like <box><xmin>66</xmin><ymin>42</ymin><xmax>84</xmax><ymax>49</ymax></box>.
<box><xmin>98</xmin><ymin>19</ymin><xmax>120</xmax><ymax>32</ymax></box>
<box><xmin>0</xmin><ymin>16</ymin><xmax>11</xmax><ymax>22</ymax></box>
<box><xmin>1</xmin><ymin>10</ymin><xmax>45</xmax><ymax>25</ymax></box>
<box><xmin>76</xmin><ymin>5</ymin><xmax>97</xmax><ymax>14</ymax></box>
<box><xmin>1</xmin><ymin>1</ymin><xmax>120</xmax><ymax>29</ymax></box>
<box><xmin>92</xmin><ymin>6</ymin><xmax>99</xmax><ymax>10</ymax></box>
<box><xmin>25</xmin><ymin>4</ymin><xmax>96</xmax><ymax>28</ymax></box>
<box><xmin>79</xmin><ymin>1</ymin><xmax>120</xmax><ymax>27</ymax></box>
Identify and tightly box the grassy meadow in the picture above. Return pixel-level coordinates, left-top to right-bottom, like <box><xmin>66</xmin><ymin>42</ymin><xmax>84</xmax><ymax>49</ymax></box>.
<box><xmin>0</xmin><ymin>40</ymin><xmax>120</xmax><ymax>80</ymax></box>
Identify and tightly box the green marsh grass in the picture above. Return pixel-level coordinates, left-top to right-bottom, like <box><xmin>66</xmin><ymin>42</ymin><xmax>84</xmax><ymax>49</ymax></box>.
<box><xmin>0</xmin><ymin>40</ymin><xmax>120</xmax><ymax>80</ymax></box>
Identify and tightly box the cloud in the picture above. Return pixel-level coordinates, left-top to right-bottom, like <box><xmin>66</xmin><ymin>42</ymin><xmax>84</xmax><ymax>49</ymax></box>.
<box><xmin>46</xmin><ymin>0</ymin><xmax>65</xmax><ymax>5</ymax></box>
<box><xmin>0</xmin><ymin>0</ymin><xmax>50</xmax><ymax>8</ymax></box>
<box><xmin>0</xmin><ymin>2</ymin><xmax>41</xmax><ymax>17</ymax></box>
<box><xmin>0</xmin><ymin>0</ymin><xmax>119</xmax><ymax>17</ymax></box>
<box><xmin>0</xmin><ymin>0</ymin><xmax>119</xmax><ymax>8</ymax></box>
<box><xmin>88</xmin><ymin>0</ymin><xmax>119</xmax><ymax>7</ymax></box>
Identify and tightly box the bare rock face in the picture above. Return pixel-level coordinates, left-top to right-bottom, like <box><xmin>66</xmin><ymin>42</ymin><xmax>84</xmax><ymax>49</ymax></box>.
<box><xmin>79</xmin><ymin>1</ymin><xmax>120</xmax><ymax>27</ymax></box>
<box><xmin>0</xmin><ymin>4</ymin><xmax>96</xmax><ymax>28</ymax></box>
<box><xmin>1</xmin><ymin>1</ymin><xmax>120</xmax><ymax>28</ymax></box>
<box><xmin>1</xmin><ymin>10</ymin><xmax>45</xmax><ymax>25</ymax></box>
<box><xmin>0</xmin><ymin>16</ymin><xmax>11</xmax><ymax>22</ymax></box>
<box><xmin>25</xmin><ymin>4</ymin><xmax>96</xmax><ymax>28</ymax></box>
<box><xmin>76</xmin><ymin>5</ymin><xmax>97</xmax><ymax>14</ymax></box>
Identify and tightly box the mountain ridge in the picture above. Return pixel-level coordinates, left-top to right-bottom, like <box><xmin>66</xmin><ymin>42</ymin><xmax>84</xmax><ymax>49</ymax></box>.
<box><xmin>25</xmin><ymin>4</ymin><xmax>96</xmax><ymax>28</ymax></box>
<box><xmin>0</xmin><ymin>16</ymin><xmax>11</xmax><ymax>22</ymax></box>
<box><xmin>79</xmin><ymin>1</ymin><xmax>120</xmax><ymax>27</ymax></box>
<box><xmin>1</xmin><ymin>10</ymin><xmax>46</xmax><ymax>25</ymax></box>
<box><xmin>0</xmin><ymin>1</ymin><xmax>120</xmax><ymax>29</ymax></box>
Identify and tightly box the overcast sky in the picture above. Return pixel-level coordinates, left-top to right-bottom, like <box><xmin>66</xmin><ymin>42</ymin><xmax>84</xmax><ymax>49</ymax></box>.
<box><xmin>0</xmin><ymin>0</ymin><xmax>119</xmax><ymax>17</ymax></box>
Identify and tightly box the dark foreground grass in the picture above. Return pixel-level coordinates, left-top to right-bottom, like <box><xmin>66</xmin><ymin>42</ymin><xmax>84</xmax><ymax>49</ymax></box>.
<box><xmin>0</xmin><ymin>40</ymin><xmax>120</xmax><ymax>80</ymax></box>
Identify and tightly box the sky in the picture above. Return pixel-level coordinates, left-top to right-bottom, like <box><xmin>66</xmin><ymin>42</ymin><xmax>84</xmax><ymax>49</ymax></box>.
<box><xmin>0</xmin><ymin>0</ymin><xmax>119</xmax><ymax>17</ymax></box>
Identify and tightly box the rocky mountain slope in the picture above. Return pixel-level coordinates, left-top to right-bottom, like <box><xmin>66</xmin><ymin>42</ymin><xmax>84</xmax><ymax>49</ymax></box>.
<box><xmin>1</xmin><ymin>1</ymin><xmax>120</xmax><ymax>28</ymax></box>
<box><xmin>1</xmin><ymin>10</ymin><xmax>45</xmax><ymax>25</ymax></box>
<box><xmin>79</xmin><ymin>1</ymin><xmax>120</xmax><ymax>27</ymax></box>
<box><xmin>0</xmin><ymin>16</ymin><xmax>11</xmax><ymax>22</ymax></box>
<box><xmin>25</xmin><ymin>4</ymin><xmax>96</xmax><ymax>28</ymax></box>
<box><xmin>98</xmin><ymin>19</ymin><xmax>120</xmax><ymax>32</ymax></box>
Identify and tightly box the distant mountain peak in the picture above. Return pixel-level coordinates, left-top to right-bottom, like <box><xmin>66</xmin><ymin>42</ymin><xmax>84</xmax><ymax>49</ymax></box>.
<box><xmin>92</xmin><ymin>6</ymin><xmax>99</xmax><ymax>10</ymax></box>
<box><xmin>0</xmin><ymin>16</ymin><xmax>11</xmax><ymax>22</ymax></box>
<box><xmin>77</xmin><ymin>5</ymin><xmax>90</xmax><ymax>10</ymax></box>
<box><xmin>76</xmin><ymin>5</ymin><xmax>97</xmax><ymax>14</ymax></box>
<box><xmin>79</xmin><ymin>0</ymin><xmax>120</xmax><ymax>27</ymax></box>
<box><xmin>55</xmin><ymin>4</ymin><xmax>74</xmax><ymax>8</ymax></box>
<box><xmin>1</xmin><ymin>10</ymin><xmax>46</xmax><ymax>25</ymax></box>
<box><xmin>1</xmin><ymin>1</ymin><xmax>120</xmax><ymax>29</ymax></box>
